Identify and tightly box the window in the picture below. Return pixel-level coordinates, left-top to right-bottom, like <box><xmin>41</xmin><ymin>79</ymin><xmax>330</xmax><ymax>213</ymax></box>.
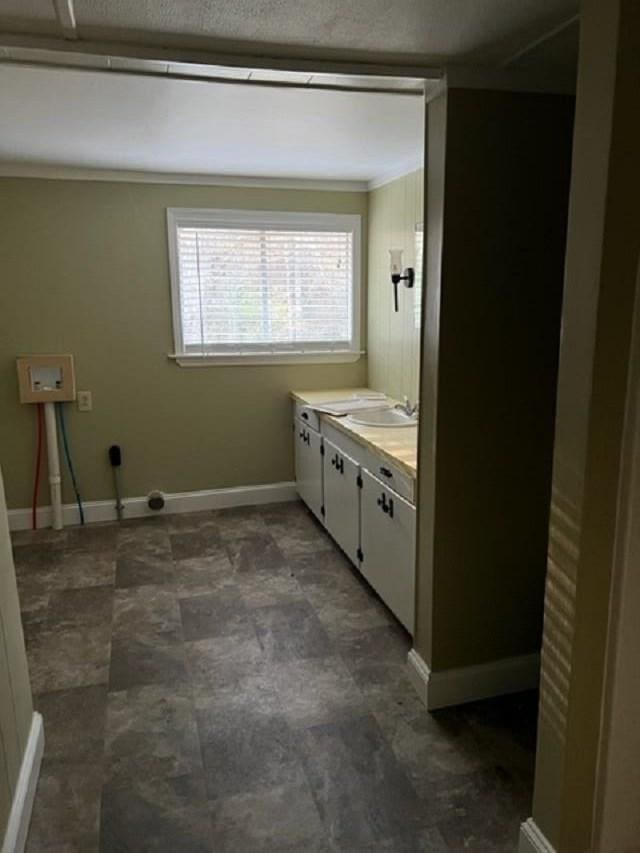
<box><xmin>167</xmin><ymin>208</ymin><xmax>361</xmax><ymax>365</ymax></box>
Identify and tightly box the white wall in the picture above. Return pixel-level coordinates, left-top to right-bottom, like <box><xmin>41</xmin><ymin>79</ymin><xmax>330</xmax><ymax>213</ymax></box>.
<box><xmin>367</xmin><ymin>169</ymin><xmax>424</xmax><ymax>402</ymax></box>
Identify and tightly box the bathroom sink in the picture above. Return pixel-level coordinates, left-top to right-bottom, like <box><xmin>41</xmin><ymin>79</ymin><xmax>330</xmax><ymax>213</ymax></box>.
<box><xmin>348</xmin><ymin>408</ymin><xmax>417</xmax><ymax>428</ymax></box>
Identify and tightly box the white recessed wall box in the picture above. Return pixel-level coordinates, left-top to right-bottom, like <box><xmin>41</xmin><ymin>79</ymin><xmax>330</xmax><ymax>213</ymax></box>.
<box><xmin>16</xmin><ymin>354</ymin><xmax>76</xmax><ymax>404</ymax></box>
<box><xmin>16</xmin><ymin>354</ymin><xmax>77</xmax><ymax>531</ymax></box>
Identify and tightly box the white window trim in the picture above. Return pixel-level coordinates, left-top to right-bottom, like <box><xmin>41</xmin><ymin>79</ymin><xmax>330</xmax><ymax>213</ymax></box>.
<box><xmin>166</xmin><ymin>207</ymin><xmax>362</xmax><ymax>366</ymax></box>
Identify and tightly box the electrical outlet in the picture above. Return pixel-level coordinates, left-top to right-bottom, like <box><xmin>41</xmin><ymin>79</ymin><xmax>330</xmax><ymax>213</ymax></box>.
<box><xmin>77</xmin><ymin>390</ymin><xmax>92</xmax><ymax>412</ymax></box>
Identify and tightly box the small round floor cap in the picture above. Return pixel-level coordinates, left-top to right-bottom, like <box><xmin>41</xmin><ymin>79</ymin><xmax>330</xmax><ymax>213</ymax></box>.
<box><xmin>147</xmin><ymin>490</ymin><xmax>165</xmax><ymax>511</ymax></box>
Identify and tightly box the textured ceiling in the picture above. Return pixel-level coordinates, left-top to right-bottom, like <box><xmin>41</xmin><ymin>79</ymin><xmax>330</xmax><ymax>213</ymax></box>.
<box><xmin>0</xmin><ymin>65</ymin><xmax>424</xmax><ymax>182</ymax></box>
<box><xmin>1</xmin><ymin>0</ymin><xmax>579</xmax><ymax>66</ymax></box>
<box><xmin>0</xmin><ymin>1</ymin><xmax>579</xmax><ymax>181</ymax></box>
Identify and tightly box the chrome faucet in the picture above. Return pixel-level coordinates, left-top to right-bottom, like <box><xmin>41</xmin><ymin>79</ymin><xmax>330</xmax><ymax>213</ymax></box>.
<box><xmin>395</xmin><ymin>396</ymin><xmax>419</xmax><ymax>417</ymax></box>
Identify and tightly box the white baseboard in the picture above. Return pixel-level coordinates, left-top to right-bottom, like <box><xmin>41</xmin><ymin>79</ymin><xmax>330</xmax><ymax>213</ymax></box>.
<box><xmin>407</xmin><ymin>648</ymin><xmax>540</xmax><ymax>710</ymax></box>
<box><xmin>518</xmin><ymin>818</ymin><xmax>556</xmax><ymax>853</ymax></box>
<box><xmin>1</xmin><ymin>712</ymin><xmax>44</xmax><ymax>853</ymax></box>
<box><xmin>406</xmin><ymin>648</ymin><xmax>433</xmax><ymax>706</ymax></box>
<box><xmin>8</xmin><ymin>482</ymin><xmax>298</xmax><ymax>531</ymax></box>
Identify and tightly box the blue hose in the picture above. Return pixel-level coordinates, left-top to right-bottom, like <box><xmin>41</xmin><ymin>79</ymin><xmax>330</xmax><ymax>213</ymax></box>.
<box><xmin>56</xmin><ymin>402</ymin><xmax>85</xmax><ymax>525</ymax></box>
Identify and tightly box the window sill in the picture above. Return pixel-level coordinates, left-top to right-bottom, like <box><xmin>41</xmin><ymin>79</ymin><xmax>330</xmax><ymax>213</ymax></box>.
<box><xmin>168</xmin><ymin>351</ymin><xmax>364</xmax><ymax>367</ymax></box>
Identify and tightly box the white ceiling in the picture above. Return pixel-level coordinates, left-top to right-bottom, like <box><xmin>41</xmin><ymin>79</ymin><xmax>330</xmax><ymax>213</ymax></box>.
<box><xmin>0</xmin><ymin>0</ymin><xmax>579</xmax><ymax>184</ymax></box>
<box><xmin>0</xmin><ymin>65</ymin><xmax>424</xmax><ymax>184</ymax></box>
<box><xmin>1</xmin><ymin>0</ymin><xmax>579</xmax><ymax>66</ymax></box>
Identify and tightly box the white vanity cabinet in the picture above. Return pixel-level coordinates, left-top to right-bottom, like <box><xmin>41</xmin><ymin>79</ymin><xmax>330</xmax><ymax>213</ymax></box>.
<box><xmin>359</xmin><ymin>469</ymin><xmax>416</xmax><ymax>634</ymax></box>
<box><xmin>292</xmin><ymin>403</ymin><xmax>417</xmax><ymax>635</ymax></box>
<box><xmin>322</xmin><ymin>438</ymin><xmax>360</xmax><ymax>565</ymax></box>
<box><xmin>293</xmin><ymin>418</ymin><xmax>323</xmax><ymax>522</ymax></box>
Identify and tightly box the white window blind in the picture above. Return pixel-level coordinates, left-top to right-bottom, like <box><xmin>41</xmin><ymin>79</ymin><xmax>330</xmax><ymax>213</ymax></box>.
<box><xmin>167</xmin><ymin>209</ymin><xmax>361</xmax><ymax>364</ymax></box>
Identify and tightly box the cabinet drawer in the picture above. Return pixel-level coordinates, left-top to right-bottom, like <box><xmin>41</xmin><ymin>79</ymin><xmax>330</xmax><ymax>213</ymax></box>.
<box><xmin>321</xmin><ymin>421</ymin><xmax>414</xmax><ymax>504</ymax></box>
<box><xmin>293</xmin><ymin>403</ymin><xmax>320</xmax><ymax>433</ymax></box>
<box><xmin>361</xmin><ymin>449</ymin><xmax>414</xmax><ymax>503</ymax></box>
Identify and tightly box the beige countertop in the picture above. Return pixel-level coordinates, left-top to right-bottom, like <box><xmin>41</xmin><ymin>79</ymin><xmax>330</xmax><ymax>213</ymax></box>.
<box><xmin>291</xmin><ymin>388</ymin><xmax>418</xmax><ymax>479</ymax></box>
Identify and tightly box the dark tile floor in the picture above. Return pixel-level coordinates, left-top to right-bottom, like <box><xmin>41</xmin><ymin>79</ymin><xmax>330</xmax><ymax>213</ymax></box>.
<box><xmin>12</xmin><ymin>501</ymin><xmax>537</xmax><ymax>852</ymax></box>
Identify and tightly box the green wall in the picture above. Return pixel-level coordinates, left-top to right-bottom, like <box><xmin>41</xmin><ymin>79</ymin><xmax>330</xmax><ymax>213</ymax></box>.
<box><xmin>416</xmin><ymin>87</ymin><xmax>574</xmax><ymax>672</ymax></box>
<box><xmin>0</xmin><ymin>178</ymin><xmax>368</xmax><ymax>509</ymax></box>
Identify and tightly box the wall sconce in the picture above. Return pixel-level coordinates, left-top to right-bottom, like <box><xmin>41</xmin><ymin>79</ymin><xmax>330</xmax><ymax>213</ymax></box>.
<box><xmin>389</xmin><ymin>249</ymin><xmax>415</xmax><ymax>312</ymax></box>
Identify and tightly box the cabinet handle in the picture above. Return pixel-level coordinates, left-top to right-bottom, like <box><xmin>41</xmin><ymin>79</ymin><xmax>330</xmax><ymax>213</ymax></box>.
<box><xmin>331</xmin><ymin>454</ymin><xmax>344</xmax><ymax>473</ymax></box>
<box><xmin>301</xmin><ymin>411</ymin><xmax>309</xmax><ymax>421</ymax></box>
<box><xmin>377</xmin><ymin>493</ymin><xmax>393</xmax><ymax>516</ymax></box>
<box><xmin>380</xmin><ymin>466</ymin><xmax>393</xmax><ymax>479</ymax></box>
<box><xmin>305</xmin><ymin>432</ymin><xmax>310</xmax><ymax>445</ymax></box>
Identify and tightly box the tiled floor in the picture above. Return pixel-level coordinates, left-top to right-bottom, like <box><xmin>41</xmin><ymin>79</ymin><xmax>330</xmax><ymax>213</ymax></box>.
<box><xmin>12</xmin><ymin>501</ymin><xmax>537</xmax><ymax>852</ymax></box>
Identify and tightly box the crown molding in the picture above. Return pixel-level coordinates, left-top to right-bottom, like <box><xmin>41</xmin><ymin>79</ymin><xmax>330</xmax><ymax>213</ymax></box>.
<box><xmin>444</xmin><ymin>65</ymin><xmax>576</xmax><ymax>95</ymax></box>
<box><xmin>502</xmin><ymin>14</ymin><xmax>579</xmax><ymax>68</ymax></box>
<box><xmin>0</xmin><ymin>161</ymin><xmax>432</xmax><ymax>193</ymax></box>
<box><xmin>0</xmin><ymin>163</ymin><xmax>370</xmax><ymax>192</ymax></box>
<box><xmin>0</xmin><ymin>31</ymin><xmax>443</xmax><ymax>81</ymax></box>
<box><xmin>368</xmin><ymin>158</ymin><xmax>424</xmax><ymax>191</ymax></box>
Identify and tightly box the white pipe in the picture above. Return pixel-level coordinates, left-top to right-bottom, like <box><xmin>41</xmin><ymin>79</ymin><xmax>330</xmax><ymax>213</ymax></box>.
<box><xmin>43</xmin><ymin>402</ymin><xmax>63</xmax><ymax>530</ymax></box>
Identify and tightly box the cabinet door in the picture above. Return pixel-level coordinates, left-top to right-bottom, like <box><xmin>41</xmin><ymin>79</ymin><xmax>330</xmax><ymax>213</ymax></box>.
<box><xmin>323</xmin><ymin>438</ymin><xmax>360</xmax><ymax>565</ymax></box>
<box><xmin>360</xmin><ymin>469</ymin><xmax>416</xmax><ymax>634</ymax></box>
<box><xmin>294</xmin><ymin>418</ymin><xmax>323</xmax><ymax>522</ymax></box>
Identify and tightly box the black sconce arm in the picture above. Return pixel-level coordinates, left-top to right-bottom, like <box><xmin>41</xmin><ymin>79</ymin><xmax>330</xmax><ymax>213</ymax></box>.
<box><xmin>391</xmin><ymin>267</ymin><xmax>415</xmax><ymax>312</ymax></box>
